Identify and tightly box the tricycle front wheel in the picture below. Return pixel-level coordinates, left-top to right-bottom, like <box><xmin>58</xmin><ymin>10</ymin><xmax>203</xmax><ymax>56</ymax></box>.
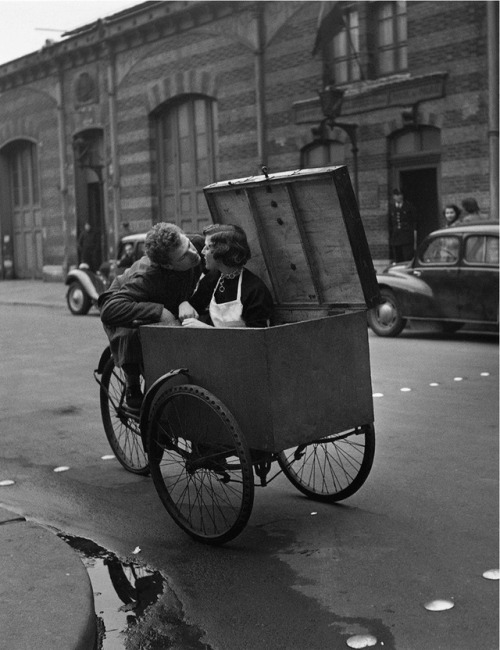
<box><xmin>147</xmin><ymin>384</ymin><xmax>254</xmax><ymax>545</ymax></box>
<box><xmin>277</xmin><ymin>424</ymin><xmax>375</xmax><ymax>502</ymax></box>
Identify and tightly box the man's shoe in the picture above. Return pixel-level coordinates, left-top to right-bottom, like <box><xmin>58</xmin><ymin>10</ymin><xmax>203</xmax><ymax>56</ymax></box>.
<box><xmin>125</xmin><ymin>385</ymin><xmax>143</xmax><ymax>411</ymax></box>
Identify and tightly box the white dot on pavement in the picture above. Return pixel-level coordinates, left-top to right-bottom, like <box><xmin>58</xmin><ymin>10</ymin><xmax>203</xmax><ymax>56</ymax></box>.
<box><xmin>400</xmin><ymin>387</ymin><xmax>411</xmax><ymax>392</ymax></box>
<box><xmin>429</xmin><ymin>382</ymin><xmax>439</xmax><ymax>387</ymax></box>
<box><xmin>0</xmin><ymin>479</ymin><xmax>15</xmax><ymax>486</ymax></box>
<box><xmin>453</xmin><ymin>377</ymin><xmax>463</xmax><ymax>382</ymax></box>
<box><xmin>483</xmin><ymin>569</ymin><xmax>499</xmax><ymax>580</ymax></box>
<box><xmin>53</xmin><ymin>466</ymin><xmax>70</xmax><ymax>473</ymax></box>
<box><xmin>480</xmin><ymin>372</ymin><xmax>490</xmax><ymax>377</ymax></box>
<box><xmin>424</xmin><ymin>599</ymin><xmax>454</xmax><ymax>611</ymax></box>
<box><xmin>101</xmin><ymin>455</ymin><xmax>115</xmax><ymax>460</ymax></box>
<box><xmin>373</xmin><ymin>392</ymin><xmax>384</xmax><ymax>398</ymax></box>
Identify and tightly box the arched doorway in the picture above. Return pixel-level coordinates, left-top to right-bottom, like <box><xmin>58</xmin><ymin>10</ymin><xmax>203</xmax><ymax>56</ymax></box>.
<box><xmin>389</xmin><ymin>126</ymin><xmax>441</xmax><ymax>245</ymax></box>
<box><xmin>0</xmin><ymin>139</ymin><xmax>43</xmax><ymax>279</ymax></box>
<box><xmin>72</xmin><ymin>129</ymin><xmax>106</xmax><ymax>271</ymax></box>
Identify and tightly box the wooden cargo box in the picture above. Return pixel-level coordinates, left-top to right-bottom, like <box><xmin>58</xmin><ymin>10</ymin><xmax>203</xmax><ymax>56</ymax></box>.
<box><xmin>141</xmin><ymin>166</ymin><xmax>380</xmax><ymax>453</ymax></box>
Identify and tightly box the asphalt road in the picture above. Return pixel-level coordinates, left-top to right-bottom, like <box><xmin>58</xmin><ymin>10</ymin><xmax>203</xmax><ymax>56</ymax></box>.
<box><xmin>0</xmin><ymin>305</ymin><xmax>498</xmax><ymax>650</ymax></box>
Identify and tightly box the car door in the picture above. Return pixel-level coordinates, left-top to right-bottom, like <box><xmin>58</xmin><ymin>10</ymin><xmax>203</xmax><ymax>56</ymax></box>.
<box><xmin>406</xmin><ymin>234</ymin><xmax>462</xmax><ymax>319</ymax></box>
<box><xmin>458</xmin><ymin>234</ymin><xmax>499</xmax><ymax>322</ymax></box>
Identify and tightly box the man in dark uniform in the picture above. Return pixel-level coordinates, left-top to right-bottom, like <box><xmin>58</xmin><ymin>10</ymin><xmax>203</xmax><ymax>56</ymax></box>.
<box><xmin>388</xmin><ymin>189</ymin><xmax>417</xmax><ymax>262</ymax></box>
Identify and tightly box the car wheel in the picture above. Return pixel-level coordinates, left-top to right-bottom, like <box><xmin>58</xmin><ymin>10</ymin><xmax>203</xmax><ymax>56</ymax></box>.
<box><xmin>367</xmin><ymin>288</ymin><xmax>407</xmax><ymax>337</ymax></box>
<box><xmin>66</xmin><ymin>281</ymin><xmax>92</xmax><ymax>315</ymax></box>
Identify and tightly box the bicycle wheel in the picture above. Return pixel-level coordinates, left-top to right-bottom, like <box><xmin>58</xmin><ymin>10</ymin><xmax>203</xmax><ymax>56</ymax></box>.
<box><xmin>147</xmin><ymin>384</ymin><xmax>254</xmax><ymax>545</ymax></box>
<box><xmin>100</xmin><ymin>357</ymin><xmax>149</xmax><ymax>475</ymax></box>
<box><xmin>277</xmin><ymin>424</ymin><xmax>375</xmax><ymax>502</ymax></box>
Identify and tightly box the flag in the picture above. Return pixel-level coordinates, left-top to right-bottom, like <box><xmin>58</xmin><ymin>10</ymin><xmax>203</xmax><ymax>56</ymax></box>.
<box><xmin>312</xmin><ymin>1</ymin><xmax>346</xmax><ymax>56</ymax></box>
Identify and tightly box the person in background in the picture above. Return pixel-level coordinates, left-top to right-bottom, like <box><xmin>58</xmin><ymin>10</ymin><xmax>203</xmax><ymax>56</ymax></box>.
<box><xmin>117</xmin><ymin>242</ymin><xmax>135</xmax><ymax>270</ymax></box>
<box><xmin>180</xmin><ymin>223</ymin><xmax>273</xmax><ymax>329</ymax></box>
<box><xmin>77</xmin><ymin>222</ymin><xmax>99</xmax><ymax>271</ymax></box>
<box><xmin>443</xmin><ymin>204</ymin><xmax>461</xmax><ymax>228</ymax></box>
<box><xmin>460</xmin><ymin>197</ymin><xmax>482</xmax><ymax>224</ymax></box>
<box><xmin>388</xmin><ymin>189</ymin><xmax>417</xmax><ymax>262</ymax></box>
<box><xmin>98</xmin><ymin>222</ymin><xmax>202</xmax><ymax>410</ymax></box>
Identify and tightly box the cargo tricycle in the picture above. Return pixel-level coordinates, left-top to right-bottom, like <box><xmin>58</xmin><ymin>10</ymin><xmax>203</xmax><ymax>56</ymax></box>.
<box><xmin>95</xmin><ymin>166</ymin><xmax>381</xmax><ymax>545</ymax></box>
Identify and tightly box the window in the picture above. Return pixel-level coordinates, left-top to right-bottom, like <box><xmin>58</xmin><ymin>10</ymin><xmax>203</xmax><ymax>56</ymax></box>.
<box><xmin>156</xmin><ymin>96</ymin><xmax>217</xmax><ymax>232</ymax></box>
<box><xmin>376</xmin><ymin>1</ymin><xmax>407</xmax><ymax>76</ymax></box>
<box><xmin>420</xmin><ymin>236</ymin><xmax>460</xmax><ymax>265</ymax></box>
<box><xmin>325</xmin><ymin>6</ymin><xmax>361</xmax><ymax>84</ymax></box>
<box><xmin>302</xmin><ymin>140</ymin><xmax>346</xmax><ymax>168</ymax></box>
<box><xmin>465</xmin><ymin>236</ymin><xmax>499</xmax><ymax>265</ymax></box>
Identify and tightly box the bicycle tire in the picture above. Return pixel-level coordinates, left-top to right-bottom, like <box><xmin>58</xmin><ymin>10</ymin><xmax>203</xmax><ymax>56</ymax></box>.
<box><xmin>147</xmin><ymin>384</ymin><xmax>254</xmax><ymax>545</ymax></box>
<box><xmin>100</xmin><ymin>357</ymin><xmax>149</xmax><ymax>475</ymax></box>
<box><xmin>277</xmin><ymin>424</ymin><xmax>375</xmax><ymax>502</ymax></box>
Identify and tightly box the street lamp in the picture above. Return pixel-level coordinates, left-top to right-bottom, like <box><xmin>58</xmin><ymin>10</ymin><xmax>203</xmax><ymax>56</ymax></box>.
<box><xmin>317</xmin><ymin>86</ymin><xmax>359</xmax><ymax>199</ymax></box>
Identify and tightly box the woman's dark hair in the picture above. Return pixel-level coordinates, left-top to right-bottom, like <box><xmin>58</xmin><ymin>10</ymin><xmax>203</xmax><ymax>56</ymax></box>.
<box><xmin>203</xmin><ymin>224</ymin><xmax>251</xmax><ymax>267</ymax></box>
<box><xmin>443</xmin><ymin>204</ymin><xmax>461</xmax><ymax>224</ymax></box>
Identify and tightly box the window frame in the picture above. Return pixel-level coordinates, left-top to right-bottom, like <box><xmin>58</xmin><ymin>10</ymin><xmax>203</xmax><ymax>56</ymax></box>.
<box><xmin>375</xmin><ymin>0</ymin><xmax>408</xmax><ymax>77</ymax></box>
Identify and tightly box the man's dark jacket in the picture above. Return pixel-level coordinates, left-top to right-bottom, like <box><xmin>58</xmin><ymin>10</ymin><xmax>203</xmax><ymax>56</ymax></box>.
<box><xmin>98</xmin><ymin>256</ymin><xmax>200</xmax><ymax>327</ymax></box>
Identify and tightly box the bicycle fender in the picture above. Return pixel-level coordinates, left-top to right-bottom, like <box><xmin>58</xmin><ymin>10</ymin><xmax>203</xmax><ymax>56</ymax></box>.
<box><xmin>95</xmin><ymin>347</ymin><xmax>112</xmax><ymax>375</ymax></box>
<box><xmin>139</xmin><ymin>368</ymin><xmax>190</xmax><ymax>450</ymax></box>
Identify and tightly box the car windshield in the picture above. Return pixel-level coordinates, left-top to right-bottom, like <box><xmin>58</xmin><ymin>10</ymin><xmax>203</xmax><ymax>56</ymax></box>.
<box><xmin>419</xmin><ymin>236</ymin><xmax>460</xmax><ymax>265</ymax></box>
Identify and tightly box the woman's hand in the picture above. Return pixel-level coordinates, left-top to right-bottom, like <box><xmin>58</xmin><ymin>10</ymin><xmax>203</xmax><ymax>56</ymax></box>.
<box><xmin>178</xmin><ymin>301</ymin><xmax>199</xmax><ymax>322</ymax></box>
<box><xmin>181</xmin><ymin>318</ymin><xmax>212</xmax><ymax>328</ymax></box>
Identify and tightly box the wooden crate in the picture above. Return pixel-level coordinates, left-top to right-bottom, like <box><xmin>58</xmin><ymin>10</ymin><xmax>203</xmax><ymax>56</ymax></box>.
<box><xmin>141</xmin><ymin>311</ymin><xmax>373</xmax><ymax>452</ymax></box>
<box><xmin>141</xmin><ymin>166</ymin><xmax>379</xmax><ymax>452</ymax></box>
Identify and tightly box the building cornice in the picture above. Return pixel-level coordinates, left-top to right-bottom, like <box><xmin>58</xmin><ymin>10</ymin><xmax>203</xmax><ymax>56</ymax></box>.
<box><xmin>0</xmin><ymin>0</ymin><xmax>246</xmax><ymax>92</ymax></box>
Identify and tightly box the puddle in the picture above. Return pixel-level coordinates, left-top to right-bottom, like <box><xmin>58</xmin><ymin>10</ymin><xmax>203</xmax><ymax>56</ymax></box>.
<box><xmin>59</xmin><ymin>535</ymin><xmax>210</xmax><ymax>650</ymax></box>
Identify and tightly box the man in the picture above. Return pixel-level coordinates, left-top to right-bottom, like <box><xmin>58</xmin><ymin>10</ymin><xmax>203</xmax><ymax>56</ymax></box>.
<box><xmin>388</xmin><ymin>188</ymin><xmax>417</xmax><ymax>263</ymax></box>
<box><xmin>98</xmin><ymin>222</ymin><xmax>201</xmax><ymax>409</ymax></box>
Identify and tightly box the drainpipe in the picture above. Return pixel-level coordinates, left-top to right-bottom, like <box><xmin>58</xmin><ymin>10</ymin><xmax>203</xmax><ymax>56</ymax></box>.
<box><xmin>56</xmin><ymin>64</ymin><xmax>70</xmax><ymax>276</ymax></box>
<box><xmin>254</xmin><ymin>3</ymin><xmax>267</xmax><ymax>169</ymax></box>
<box><xmin>487</xmin><ymin>1</ymin><xmax>499</xmax><ymax>221</ymax></box>
<box><xmin>106</xmin><ymin>45</ymin><xmax>121</xmax><ymax>257</ymax></box>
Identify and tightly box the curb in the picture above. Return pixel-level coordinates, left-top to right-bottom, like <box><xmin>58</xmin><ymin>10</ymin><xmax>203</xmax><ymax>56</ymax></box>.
<box><xmin>0</xmin><ymin>507</ymin><xmax>97</xmax><ymax>650</ymax></box>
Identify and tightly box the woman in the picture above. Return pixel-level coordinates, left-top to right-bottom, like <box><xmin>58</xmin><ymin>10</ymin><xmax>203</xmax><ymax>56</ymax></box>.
<box><xmin>443</xmin><ymin>204</ymin><xmax>461</xmax><ymax>227</ymax></box>
<box><xmin>180</xmin><ymin>224</ymin><xmax>273</xmax><ymax>328</ymax></box>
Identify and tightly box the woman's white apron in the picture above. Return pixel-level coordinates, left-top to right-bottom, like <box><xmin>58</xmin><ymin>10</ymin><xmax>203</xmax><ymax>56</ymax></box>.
<box><xmin>209</xmin><ymin>270</ymin><xmax>246</xmax><ymax>328</ymax></box>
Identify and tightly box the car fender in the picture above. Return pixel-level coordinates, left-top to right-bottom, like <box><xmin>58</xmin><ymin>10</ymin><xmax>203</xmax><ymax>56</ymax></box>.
<box><xmin>139</xmin><ymin>368</ymin><xmax>190</xmax><ymax>451</ymax></box>
<box><xmin>65</xmin><ymin>269</ymin><xmax>101</xmax><ymax>301</ymax></box>
<box><xmin>376</xmin><ymin>271</ymin><xmax>434</xmax><ymax>315</ymax></box>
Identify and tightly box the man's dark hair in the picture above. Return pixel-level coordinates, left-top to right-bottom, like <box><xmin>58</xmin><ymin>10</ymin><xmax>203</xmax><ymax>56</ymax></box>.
<box><xmin>145</xmin><ymin>223</ymin><xmax>183</xmax><ymax>266</ymax></box>
<box><xmin>203</xmin><ymin>223</ymin><xmax>251</xmax><ymax>267</ymax></box>
<box><xmin>461</xmin><ymin>197</ymin><xmax>479</xmax><ymax>214</ymax></box>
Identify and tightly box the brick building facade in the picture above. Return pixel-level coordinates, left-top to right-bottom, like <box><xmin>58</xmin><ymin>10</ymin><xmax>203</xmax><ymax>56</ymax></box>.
<box><xmin>0</xmin><ymin>0</ymin><xmax>498</xmax><ymax>279</ymax></box>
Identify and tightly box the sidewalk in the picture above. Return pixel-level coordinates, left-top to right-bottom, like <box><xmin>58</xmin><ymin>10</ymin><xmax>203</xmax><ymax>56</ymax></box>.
<box><xmin>1</xmin><ymin>280</ymin><xmax>98</xmax><ymax>649</ymax></box>
<box><xmin>0</xmin><ymin>278</ymin><xmax>67</xmax><ymax>309</ymax></box>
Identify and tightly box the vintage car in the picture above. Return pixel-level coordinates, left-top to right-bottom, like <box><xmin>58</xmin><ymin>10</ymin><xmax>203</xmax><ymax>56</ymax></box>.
<box><xmin>65</xmin><ymin>232</ymin><xmax>146</xmax><ymax>315</ymax></box>
<box><xmin>367</xmin><ymin>223</ymin><xmax>499</xmax><ymax>336</ymax></box>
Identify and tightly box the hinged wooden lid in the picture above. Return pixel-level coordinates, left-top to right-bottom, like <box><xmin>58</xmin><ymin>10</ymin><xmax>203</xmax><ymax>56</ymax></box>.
<box><xmin>203</xmin><ymin>166</ymin><xmax>380</xmax><ymax>316</ymax></box>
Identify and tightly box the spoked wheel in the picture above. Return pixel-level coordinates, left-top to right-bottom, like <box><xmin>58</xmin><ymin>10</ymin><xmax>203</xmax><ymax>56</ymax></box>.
<box><xmin>277</xmin><ymin>424</ymin><xmax>375</xmax><ymax>502</ymax></box>
<box><xmin>147</xmin><ymin>384</ymin><xmax>254</xmax><ymax>545</ymax></box>
<box><xmin>99</xmin><ymin>357</ymin><xmax>149</xmax><ymax>475</ymax></box>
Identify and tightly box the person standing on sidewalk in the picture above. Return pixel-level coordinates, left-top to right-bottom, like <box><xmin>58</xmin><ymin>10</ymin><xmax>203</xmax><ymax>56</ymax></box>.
<box><xmin>388</xmin><ymin>189</ymin><xmax>418</xmax><ymax>263</ymax></box>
